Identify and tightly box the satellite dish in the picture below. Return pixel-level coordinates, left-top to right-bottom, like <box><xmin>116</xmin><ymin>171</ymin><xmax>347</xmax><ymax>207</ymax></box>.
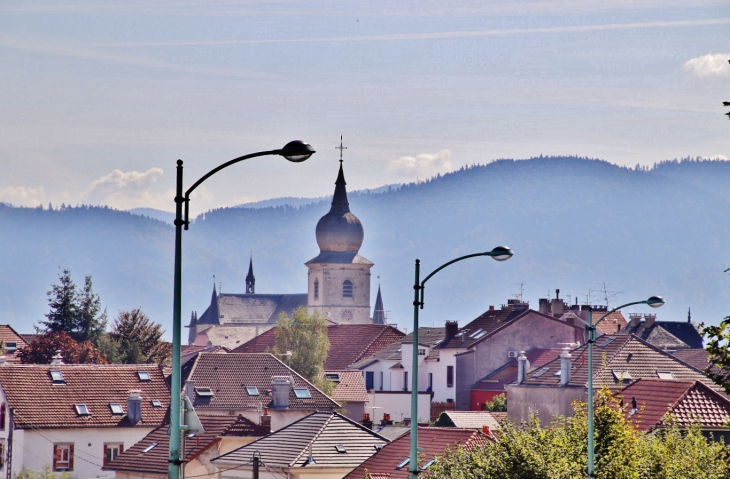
<box><xmin>182</xmin><ymin>396</ymin><xmax>205</xmax><ymax>434</ymax></box>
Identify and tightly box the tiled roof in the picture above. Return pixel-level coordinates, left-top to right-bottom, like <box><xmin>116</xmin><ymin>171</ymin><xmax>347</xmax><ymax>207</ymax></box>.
<box><xmin>433</xmin><ymin>411</ymin><xmax>501</xmax><ymax>430</ymax></box>
<box><xmin>326</xmin><ymin>370</ymin><xmax>369</xmax><ymax>403</ymax></box>
<box><xmin>349</xmin><ymin>328</ymin><xmax>444</xmax><ymax>370</ymax></box>
<box><xmin>198</xmin><ymin>293</ymin><xmax>308</xmax><ymax>326</ymax></box>
<box><xmin>592</xmin><ymin>311</ymin><xmax>627</xmax><ymax>335</ymax></box>
<box><xmin>0</xmin><ymin>364</ymin><xmax>169</xmax><ymax>429</ymax></box>
<box><xmin>517</xmin><ymin>335</ymin><xmax>717</xmax><ymax>390</ymax></box>
<box><xmin>472</xmin><ymin>348</ymin><xmax>559</xmax><ymax>392</ymax></box>
<box><xmin>105</xmin><ymin>414</ymin><xmax>268</xmax><ymax>474</ymax></box>
<box><xmin>619</xmin><ymin>379</ymin><xmax>730</xmax><ymax>431</ymax></box>
<box><xmin>187</xmin><ymin>353</ymin><xmax>339</xmax><ymax>411</ymax></box>
<box><xmin>344</xmin><ymin>427</ymin><xmax>486</xmax><ymax>479</ymax></box>
<box><xmin>619</xmin><ymin>321</ymin><xmax>702</xmax><ymax>350</ymax></box>
<box><xmin>213</xmin><ymin>412</ymin><xmax>387</xmax><ymax>468</ymax></box>
<box><xmin>197</xmin><ymin>326</ymin><xmax>259</xmax><ymax>350</ymax></box>
<box><xmin>0</xmin><ymin>325</ymin><xmax>28</xmax><ymax>363</ymax></box>
<box><xmin>231</xmin><ymin>324</ymin><xmax>405</xmax><ymax>370</ymax></box>
<box><xmin>671</xmin><ymin>349</ymin><xmax>722</xmax><ymax>375</ymax></box>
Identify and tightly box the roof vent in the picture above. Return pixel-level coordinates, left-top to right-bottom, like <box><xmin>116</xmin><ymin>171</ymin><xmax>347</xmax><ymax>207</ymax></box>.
<box><xmin>517</xmin><ymin>351</ymin><xmax>528</xmax><ymax>384</ymax></box>
<box><xmin>127</xmin><ymin>390</ymin><xmax>142</xmax><ymax>424</ymax></box>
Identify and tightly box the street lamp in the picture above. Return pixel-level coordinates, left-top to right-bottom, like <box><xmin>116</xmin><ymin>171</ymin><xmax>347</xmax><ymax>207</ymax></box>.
<box><xmin>169</xmin><ymin>140</ymin><xmax>315</xmax><ymax>479</ymax></box>
<box><xmin>585</xmin><ymin>295</ymin><xmax>664</xmax><ymax>478</ymax></box>
<box><xmin>409</xmin><ymin>246</ymin><xmax>514</xmax><ymax>479</ymax></box>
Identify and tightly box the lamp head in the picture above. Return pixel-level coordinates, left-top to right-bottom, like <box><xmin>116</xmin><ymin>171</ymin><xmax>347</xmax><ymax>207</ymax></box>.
<box><xmin>489</xmin><ymin>246</ymin><xmax>514</xmax><ymax>262</ymax></box>
<box><xmin>646</xmin><ymin>296</ymin><xmax>665</xmax><ymax>309</ymax></box>
<box><xmin>279</xmin><ymin>140</ymin><xmax>315</xmax><ymax>162</ymax></box>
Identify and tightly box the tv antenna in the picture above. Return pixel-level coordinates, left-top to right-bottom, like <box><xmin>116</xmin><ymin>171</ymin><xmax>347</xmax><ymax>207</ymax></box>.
<box><xmin>512</xmin><ymin>281</ymin><xmax>526</xmax><ymax>302</ymax></box>
<box><xmin>590</xmin><ymin>281</ymin><xmax>623</xmax><ymax>308</ymax></box>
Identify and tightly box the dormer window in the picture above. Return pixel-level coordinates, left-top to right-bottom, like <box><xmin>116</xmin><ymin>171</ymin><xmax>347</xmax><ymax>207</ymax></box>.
<box><xmin>50</xmin><ymin>370</ymin><xmax>65</xmax><ymax>384</ymax></box>
<box><xmin>314</xmin><ymin>279</ymin><xmax>319</xmax><ymax>300</ymax></box>
<box><xmin>343</xmin><ymin>280</ymin><xmax>353</xmax><ymax>298</ymax></box>
<box><xmin>75</xmin><ymin>404</ymin><xmax>90</xmax><ymax>416</ymax></box>
<box><xmin>109</xmin><ymin>403</ymin><xmax>124</xmax><ymax>415</ymax></box>
<box><xmin>137</xmin><ymin>371</ymin><xmax>151</xmax><ymax>381</ymax></box>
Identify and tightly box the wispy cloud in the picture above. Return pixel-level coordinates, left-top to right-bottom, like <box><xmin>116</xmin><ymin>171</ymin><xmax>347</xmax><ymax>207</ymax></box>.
<box><xmin>683</xmin><ymin>53</ymin><xmax>730</xmax><ymax>77</ymax></box>
<box><xmin>388</xmin><ymin>150</ymin><xmax>454</xmax><ymax>178</ymax></box>
<box><xmin>0</xmin><ymin>186</ymin><xmax>46</xmax><ymax>207</ymax></box>
<box><xmin>82</xmin><ymin>168</ymin><xmax>169</xmax><ymax>210</ymax></box>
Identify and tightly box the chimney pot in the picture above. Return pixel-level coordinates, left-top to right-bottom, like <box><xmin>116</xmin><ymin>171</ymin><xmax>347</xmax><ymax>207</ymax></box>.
<box><xmin>517</xmin><ymin>351</ymin><xmax>528</xmax><ymax>384</ymax></box>
<box><xmin>489</xmin><ymin>305</ymin><xmax>494</xmax><ymax>311</ymax></box>
<box><xmin>560</xmin><ymin>348</ymin><xmax>572</xmax><ymax>386</ymax></box>
<box><xmin>644</xmin><ymin>314</ymin><xmax>656</xmax><ymax>328</ymax></box>
<box><xmin>629</xmin><ymin>314</ymin><xmax>642</xmax><ymax>328</ymax></box>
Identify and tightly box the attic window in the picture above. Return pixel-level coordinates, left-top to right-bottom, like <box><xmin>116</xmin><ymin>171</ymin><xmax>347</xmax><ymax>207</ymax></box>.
<box><xmin>656</xmin><ymin>371</ymin><xmax>674</xmax><ymax>380</ymax></box>
<box><xmin>4</xmin><ymin>342</ymin><xmax>17</xmax><ymax>352</ymax></box>
<box><xmin>109</xmin><ymin>403</ymin><xmax>124</xmax><ymax>415</ymax></box>
<box><xmin>246</xmin><ymin>387</ymin><xmax>259</xmax><ymax>396</ymax></box>
<box><xmin>473</xmin><ymin>331</ymin><xmax>487</xmax><ymax>340</ymax></box>
<box><xmin>195</xmin><ymin>387</ymin><xmax>214</xmax><ymax>397</ymax></box>
<box><xmin>294</xmin><ymin>388</ymin><xmax>311</xmax><ymax>399</ymax></box>
<box><xmin>396</xmin><ymin>458</ymin><xmax>410</xmax><ymax>470</ymax></box>
<box><xmin>151</xmin><ymin>400</ymin><xmax>162</xmax><ymax>408</ymax></box>
<box><xmin>554</xmin><ymin>370</ymin><xmax>562</xmax><ymax>376</ymax></box>
<box><xmin>598</xmin><ymin>337</ymin><xmax>616</xmax><ymax>348</ymax></box>
<box><xmin>422</xmin><ymin>458</ymin><xmax>436</xmax><ymax>470</ymax></box>
<box><xmin>187</xmin><ymin>433</ymin><xmax>196</xmax><ymax>439</ymax></box>
<box><xmin>137</xmin><ymin>371</ymin><xmax>151</xmax><ymax>381</ymax></box>
<box><xmin>142</xmin><ymin>443</ymin><xmax>158</xmax><ymax>454</ymax></box>
<box><xmin>612</xmin><ymin>370</ymin><xmax>633</xmax><ymax>382</ymax></box>
<box><xmin>335</xmin><ymin>445</ymin><xmax>346</xmax><ymax>453</ymax></box>
<box><xmin>325</xmin><ymin>373</ymin><xmax>341</xmax><ymax>383</ymax></box>
<box><xmin>468</xmin><ymin>329</ymin><xmax>484</xmax><ymax>339</ymax></box>
<box><xmin>75</xmin><ymin>404</ymin><xmax>90</xmax><ymax>416</ymax></box>
<box><xmin>533</xmin><ymin>367</ymin><xmax>550</xmax><ymax>378</ymax></box>
<box><xmin>50</xmin><ymin>370</ymin><xmax>65</xmax><ymax>383</ymax></box>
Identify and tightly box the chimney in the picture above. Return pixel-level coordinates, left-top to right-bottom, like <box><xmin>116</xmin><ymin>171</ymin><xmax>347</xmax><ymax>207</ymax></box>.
<box><xmin>51</xmin><ymin>350</ymin><xmax>64</xmax><ymax>365</ymax></box>
<box><xmin>550</xmin><ymin>289</ymin><xmax>564</xmax><ymax>317</ymax></box>
<box><xmin>560</xmin><ymin>348</ymin><xmax>572</xmax><ymax>386</ymax></box>
<box><xmin>361</xmin><ymin>412</ymin><xmax>373</xmax><ymax>430</ymax></box>
<box><xmin>644</xmin><ymin>314</ymin><xmax>656</xmax><ymax>328</ymax></box>
<box><xmin>539</xmin><ymin>298</ymin><xmax>550</xmax><ymax>315</ymax></box>
<box><xmin>127</xmin><ymin>390</ymin><xmax>142</xmax><ymax>424</ymax></box>
<box><xmin>260</xmin><ymin>408</ymin><xmax>272</xmax><ymax>432</ymax></box>
<box><xmin>184</xmin><ymin>380</ymin><xmax>195</xmax><ymax>402</ymax></box>
<box><xmin>271</xmin><ymin>376</ymin><xmax>291</xmax><ymax>409</ymax></box>
<box><xmin>517</xmin><ymin>351</ymin><xmax>528</xmax><ymax>384</ymax></box>
<box><xmin>489</xmin><ymin>305</ymin><xmax>495</xmax><ymax>311</ymax></box>
<box><xmin>629</xmin><ymin>314</ymin><xmax>642</xmax><ymax>328</ymax></box>
<box><xmin>445</xmin><ymin>321</ymin><xmax>459</xmax><ymax>341</ymax></box>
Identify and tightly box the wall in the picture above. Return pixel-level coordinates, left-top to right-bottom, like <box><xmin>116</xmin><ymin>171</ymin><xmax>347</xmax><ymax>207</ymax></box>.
<box><xmin>222</xmin><ymin>464</ymin><xmax>353</xmax><ymax>479</ymax></box>
<box><xmin>365</xmin><ymin>391</ymin><xmax>431</xmax><ymax>424</ymax></box>
<box><xmin>505</xmin><ymin>384</ymin><xmax>585</xmax><ymax>425</ymax></box>
<box><xmin>190</xmin><ymin>408</ymin><xmax>314</xmax><ymax>433</ymax></box>
<box><xmin>455</xmin><ymin>351</ymin><xmax>476</xmax><ymax>411</ymax></box>
<box><xmin>339</xmin><ymin>401</ymin><xmax>365</xmax><ymax>423</ymax></box>
<box><xmin>306</xmin><ymin>263</ymin><xmax>372</xmax><ymax>324</ymax></box>
<box><xmin>357</xmin><ymin>358</ymin><xmax>398</xmax><ymax>392</ymax></box>
<box><xmin>428</xmin><ymin>349</ymin><xmax>463</xmax><ymax>403</ymax></box>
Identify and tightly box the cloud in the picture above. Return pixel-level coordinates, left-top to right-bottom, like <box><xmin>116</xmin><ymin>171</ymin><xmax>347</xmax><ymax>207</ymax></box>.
<box><xmin>683</xmin><ymin>53</ymin><xmax>730</xmax><ymax>77</ymax></box>
<box><xmin>83</xmin><ymin>168</ymin><xmax>171</xmax><ymax>210</ymax></box>
<box><xmin>0</xmin><ymin>186</ymin><xmax>45</xmax><ymax>207</ymax></box>
<box><xmin>388</xmin><ymin>150</ymin><xmax>454</xmax><ymax>178</ymax></box>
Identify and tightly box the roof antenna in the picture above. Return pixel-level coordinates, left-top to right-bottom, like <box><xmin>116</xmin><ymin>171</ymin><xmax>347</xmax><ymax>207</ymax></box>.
<box><xmin>335</xmin><ymin>135</ymin><xmax>347</xmax><ymax>164</ymax></box>
<box><xmin>688</xmin><ymin>307</ymin><xmax>692</xmax><ymax>324</ymax></box>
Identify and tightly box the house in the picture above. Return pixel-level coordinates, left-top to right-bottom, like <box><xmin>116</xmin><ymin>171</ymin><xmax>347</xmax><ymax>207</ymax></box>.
<box><xmin>0</xmin><ymin>363</ymin><xmax>169</xmax><ymax>479</ymax></box>
<box><xmin>324</xmin><ymin>370</ymin><xmax>369</xmax><ymax>422</ymax></box>
<box><xmin>618</xmin><ymin>379</ymin><xmax>730</xmax><ymax>443</ymax></box>
<box><xmin>0</xmin><ymin>325</ymin><xmax>29</xmax><ymax>363</ymax></box>
<box><xmin>506</xmin><ymin>334</ymin><xmax>719</xmax><ymax>425</ymax></box>
<box><xmin>538</xmin><ymin>290</ymin><xmax>628</xmax><ymax>335</ymax></box>
<box><xmin>105</xmin><ymin>414</ymin><xmax>269</xmax><ymax>479</ymax></box>
<box><xmin>432</xmin><ymin>411</ymin><xmax>502</xmax><ymax>432</ymax></box>
<box><xmin>183</xmin><ymin>352</ymin><xmax>340</xmax><ymax>431</ymax></box>
<box><xmin>438</xmin><ymin>301</ymin><xmax>584</xmax><ymax>411</ymax></box>
<box><xmin>212</xmin><ymin>412</ymin><xmax>389</xmax><ymax>479</ymax></box>
<box><xmin>344</xmin><ymin>427</ymin><xmax>487</xmax><ymax>479</ymax></box>
<box><xmin>232</xmin><ymin>323</ymin><xmax>405</xmax><ymax>370</ymax></box>
<box><xmin>619</xmin><ymin>313</ymin><xmax>703</xmax><ymax>350</ymax></box>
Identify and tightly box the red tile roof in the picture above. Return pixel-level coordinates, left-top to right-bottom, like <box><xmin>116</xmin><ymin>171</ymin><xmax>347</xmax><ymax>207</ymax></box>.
<box><xmin>594</xmin><ymin>311</ymin><xmax>627</xmax><ymax>335</ymax></box>
<box><xmin>0</xmin><ymin>364</ymin><xmax>169</xmax><ymax>429</ymax></box>
<box><xmin>326</xmin><ymin>370</ymin><xmax>369</xmax><ymax>403</ymax></box>
<box><xmin>231</xmin><ymin>324</ymin><xmax>405</xmax><ymax>370</ymax></box>
<box><xmin>619</xmin><ymin>379</ymin><xmax>730</xmax><ymax>431</ymax></box>
<box><xmin>0</xmin><ymin>325</ymin><xmax>28</xmax><ymax>363</ymax></box>
<box><xmin>187</xmin><ymin>353</ymin><xmax>339</xmax><ymax>411</ymax></box>
<box><xmin>671</xmin><ymin>349</ymin><xmax>721</xmax><ymax>374</ymax></box>
<box><xmin>344</xmin><ymin>427</ymin><xmax>486</xmax><ymax>479</ymax></box>
<box><xmin>105</xmin><ymin>414</ymin><xmax>268</xmax><ymax>474</ymax></box>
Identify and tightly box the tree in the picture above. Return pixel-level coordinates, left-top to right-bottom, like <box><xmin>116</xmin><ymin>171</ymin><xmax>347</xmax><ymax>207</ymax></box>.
<box><xmin>700</xmin><ymin>317</ymin><xmax>730</xmax><ymax>393</ymax></box>
<box><xmin>108</xmin><ymin>309</ymin><xmax>170</xmax><ymax>364</ymax></box>
<box><xmin>17</xmin><ymin>331</ymin><xmax>107</xmax><ymax>364</ymax></box>
<box><xmin>75</xmin><ymin>275</ymin><xmax>107</xmax><ymax>343</ymax></box>
<box><xmin>272</xmin><ymin>307</ymin><xmax>333</xmax><ymax>394</ymax></box>
<box><xmin>483</xmin><ymin>393</ymin><xmax>507</xmax><ymax>412</ymax></box>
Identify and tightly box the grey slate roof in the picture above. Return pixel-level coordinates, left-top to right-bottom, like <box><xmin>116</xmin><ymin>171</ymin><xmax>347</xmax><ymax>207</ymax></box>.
<box><xmin>212</xmin><ymin>412</ymin><xmax>388</xmax><ymax>468</ymax></box>
<box><xmin>619</xmin><ymin>321</ymin><xmax>703</xmax><ymax>350</ymax></box>
<box><xmin>305</xmin><ymin>251</ymin><xmax>374</xmax><ymax>265</ymax></box>
<box><xmin>197</xmin><ymin>293</ymin><xmax>308</xmax><ymax>326</ymax></box>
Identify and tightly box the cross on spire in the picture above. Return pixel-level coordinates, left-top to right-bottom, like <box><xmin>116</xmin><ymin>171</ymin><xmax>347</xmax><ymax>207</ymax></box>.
<box><xmin>335</xmin><ymin>135</ymin><xmax>347</xmax><ymax>164</ymax></box>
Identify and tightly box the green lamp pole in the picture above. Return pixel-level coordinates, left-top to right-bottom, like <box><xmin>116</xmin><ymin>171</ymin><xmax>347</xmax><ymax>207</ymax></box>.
<box><xmin>585</xmin><ymin>295</ymin><xmax>664</xmax><ymax>478</ymax></box>
<box><xmin>169</xmin><ymin>141</ymin><xmax>315</xmax><ymax>479</ymax></box>
<box><xmin>409</xmin><ymin>246</ymin><xmax>514</xmax><ymax>479</ymax></box>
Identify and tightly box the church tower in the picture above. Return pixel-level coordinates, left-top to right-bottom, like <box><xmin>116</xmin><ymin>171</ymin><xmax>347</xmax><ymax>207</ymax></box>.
<box><xmin>306</xmin><ymin>139</ymin><xmax>373</xmax><ymax>324</ymax></box>
<box><xmin>245</xmin><ymin>256</ymin><xmax>255</xmax><ymax>294</ymax></box>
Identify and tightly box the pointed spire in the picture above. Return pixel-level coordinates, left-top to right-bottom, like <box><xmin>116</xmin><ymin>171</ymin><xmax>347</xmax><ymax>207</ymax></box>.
<box><xmin>187</xmin><ymin>311</ymin><xmax>198</xmax><ymax>345</ymax></box>
<box><xmin>688</xmin><ymin>307</ymin><xmax>692</xmax><ymax>324</ymax></box>
<box><xmin>331</xmin><ymin>150</ymin><xmax>350</xmax><ymax>213</ymax></box>
<box><xmin>246</xmin><ymin>255</ymin><xmax>255</xmax><ymax>294</ymax></box>
<box><xmin>208</xmin><ymin>283</ymin><xmax>220</xmax><ymax>325</ymax></box>
<box><xmin>373</xmin><ymin>284</ymin><xmax>386</xmax><ymax>324</ymax></box>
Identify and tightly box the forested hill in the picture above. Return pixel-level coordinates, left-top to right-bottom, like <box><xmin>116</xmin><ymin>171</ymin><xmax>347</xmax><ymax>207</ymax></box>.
<box><xmin>1</xmin><ymin>156</ymin><xmax>729</xmax><ymax>336</ymax></box>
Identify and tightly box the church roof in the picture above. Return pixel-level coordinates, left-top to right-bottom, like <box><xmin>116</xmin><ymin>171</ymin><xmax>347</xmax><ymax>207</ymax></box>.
<box><xmin>619</xmin><ymin>321</ymin><xmax>702</xmax><ymax>350</ymax></box>
<box><xmin>197</xmin><ymin>293</ymin><xmax>308</xmax><ymax>326</ymax></box>
<box><xmin>373</xmin><ymin>285</ymin><xmax>386</xmax><ymax>324</ymax></box>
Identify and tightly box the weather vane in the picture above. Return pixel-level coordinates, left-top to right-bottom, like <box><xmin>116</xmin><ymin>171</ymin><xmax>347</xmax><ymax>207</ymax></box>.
<box><xmin>335</xmin><ymin>135</ymin><xmax>347</xmax><ymax>164</ymax></box>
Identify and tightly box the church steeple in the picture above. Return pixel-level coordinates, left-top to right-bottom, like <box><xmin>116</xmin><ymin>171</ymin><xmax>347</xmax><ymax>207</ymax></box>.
<box><xmin>207</xmin><ymin>283</ymin><xmax>220</xmax><ymax>325</ymax></box>
<box><xmin>373</xmin><ymin>284</ymin><xmax>386</xmax><ymax>324</ymax></box>
<box><xmin>246</xmin><ymin>256</ymin><xmax>255</xmax><ymax>294</ymax></box>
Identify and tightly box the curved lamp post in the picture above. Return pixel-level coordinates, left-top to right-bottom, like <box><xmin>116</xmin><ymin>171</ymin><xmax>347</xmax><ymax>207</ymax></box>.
<box><xmin>585</xmin><ymin>295</ymin><xmax>664</xmax><ymax>478</ymax></box>
<box><xmin>409</xmin><ymin>246</ymin><xmax>514</xmax><ymax>479</ymax></box>
<box><xmin>169</xmin><ymin>141</ymin><xmax>315</xmax><ymax>479</ymax></box>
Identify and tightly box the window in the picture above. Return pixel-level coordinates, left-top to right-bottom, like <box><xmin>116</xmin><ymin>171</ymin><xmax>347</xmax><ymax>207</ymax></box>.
<box><xmin>379</xmin><ymin>371</ymin><xmax>384</xmax><ymax>391</ymax></box>
<box><xmin>195</xmin><ymin>387</ymin><xmax>214</xmax><ymax>397</ymax></box>
<box><xmin>404</xmin><ymin>371</ymin><xmax>408</xmax><ymax>391</ymax></box>
<box><xmin>343</xmin><ymin>280</ymin><xmax>353</xmax><ymax>298</ymax></box>
<box><xmin>428</xmin><ymin>373</ymin><xmax>433</xmax><ymax>391</ymax></box>
<box><xmin>103</xmin><ymin>443</ymin><xmax>123</xmax><ymax>466</ymax></box>
<box><xmin>533</xmin><ymin>367</ymin><xmax>550</xmax><ymax>378</ymax></box>
<box><xmin>75</xmin><ymin>404</ymin><xmax>90</xmax><ymax>416</ymax></box>
<box><xmin>418</xmin><ymin>349</ymin><xmax>426</xmax><ymax>356</ymax></box>
<box><xmin>656</xmin><ymin>371</ymin><xmax>674</xmax><ymax>380</ymax></box>
<box><xmin>246</xmin><ymin>387</ymin><xmax>259</xmax><ymax>396</ymax></box>
<box><xmin>335</xmin><ymin>445</ymin><xmax>346</xmax><ymax>453</ymax></box>
<box><xmin>365</xmin><ymin>371</ymin><xmax>374</xmax><ymax>390</ymax></box>
<box><xmin>50</xmin><ymin>370</ymin><xmax>65</xmax><ymax>384</ymax></box>
<box><xmin>313</xmin><ymin>278</ymin><xmax>319</xmax><ymax>300</ymax></box>
<box><xmin>109</xmin><ymin>403</ymin><xmax>124</xmax><ymax>415</ymax></box>
<box><xmin>422</xmin><ymin>458</ymin><xmax>436</xmax><ymax>470</ymax></box>
<box><xmin>325</xmin><ymin>373</ymin><xmax>341</xmax><ymax>383</ymax></box>
<box><xmin>446</xmin><ymin>366</ymin><xmax>454</xmax><ymax>388</ymax></box>
<box><xmin>142</xmin><ymin>443</ymin><xmax>158</xmax><ymax>454</ymax></box>
<box><xmin>0</xmin><ymin>404</ymin><xmax>5</xmax><ymax>431</ymax></box>
<box><xmin>53</xmin><ymin>444</ymin><xmax>74</xmax><ymax>471</ymax></box>
<box><xmin>598</xmin><ymin>337</ymin><xmax>616</xmax><ymax>348</ymax></box>
<box><xmin>612</xmin><ymin>370</ymin><xmax>633</xmax><ymax>382</ymax></box>
<box><xmin>294</xmin><ymin>388</ymin><xmax>311</xmax><ymax>399</ymax></box>
<box><xmin>137</xmin><ymin>371</ymin><xmax>151</xmax><ymax>381</ymax></box>
<box><xmin>396</xmin><ymin>458</ymin><xmax>410</xmax><ymax>470</ymax></box>
<box><xmin>151</xmin><ymin>399</ymin><xmax>162</xmax><ymax>408</ymax></box>
<box><xmin>0</xmin><ymin>442</ymin><xmax>4</xmax><ymax>467</ymax></box>
<box><xmin>4</xmin><ymin>342</ymin><xmax>16</xmax><ymax>352</ymax></box>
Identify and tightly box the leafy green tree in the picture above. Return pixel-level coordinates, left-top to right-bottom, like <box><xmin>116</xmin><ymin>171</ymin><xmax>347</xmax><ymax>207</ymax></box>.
<box><xmin>14</xmin><ymin>466</ymin><xmax>72</xmax><ymax>479</ymax></box>
<box><xmin>75</xmin><ymin>275</ymin><xmax>107</xmax><ymax>343</ymax></box>
<box><xmin>108</xmin><ymin>309</ymin><xmax>170</xmax><ymax>364</ymax></box>
<box><xmin>272</xmin><ymin>307</ymin><xmax>333</xmax><ymax>394</ymax></box>
<box><xmin>701</xmin><ymin>317</ymin><xmax>730</xmax><ymax>393</ymax></box>
<box><xmin>483</xmin><ymin>393</ymin><xmax>507</xmax><ymax>412</ymax></box>
<box><xmin>17</xmin><ymin>331</ymin><xmax>107</xmax><ymax>364</ymax></box>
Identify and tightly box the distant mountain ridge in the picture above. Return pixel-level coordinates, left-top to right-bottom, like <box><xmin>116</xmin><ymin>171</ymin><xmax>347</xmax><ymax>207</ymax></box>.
<box><xmin>1</xmin><ymin>157</ymin><xmax>729</xmax><ymax>337</ymax></box>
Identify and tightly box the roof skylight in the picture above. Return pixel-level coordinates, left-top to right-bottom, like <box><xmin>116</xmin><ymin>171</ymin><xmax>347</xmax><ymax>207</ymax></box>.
<box><xmin>137</xmin><ymin>371</ymin><xmax>151</xmax><ymax>381</ymax></box>
<box><xmin>468</xmin><ymin>329</ymin><xmax>484</xmax><ymax>339</ymax></box>
<box><xmin>335</xmin><ymin>445</ymin><xmax>346</xmax><ymax>453</ymax></box>
<box><xmin>109</xmin><ymin>403</ymin><xmax>124</xmax><ymax>415</ymax></box>
<box><xmin>612</xmin><ymin>370</ymin><xmax>633</xmax><ymax>382</ymax></box>
<box><xmin>396</xmin><ymin>458</ymin><xmax>410</xmax><ymax>470</ymax></box>
<box><xmin>50</xmin><ymin>370</ymin><xmax>64</xmax><ymax>383</ymax></box>
<box><xmin>656</xmin><ymin>371</ymin><xmax>674</xmax><ymax>380</ymax></box>
<box><xmin>598</xmin><ymin>337</ymin><xmax>616</xmax><ymax>348</ymax></box>
<box><xmin>142</xmin><ymin>443</ymin><xmax>158</xmax><ymax>454</ymax></box>
<box><xmin>151</xmin><ymin>399</ymin><xmax>162</xmax><ymax>408</ymax></box>
<box><xmin>195</xmin><ymin>387</ymin><xmax>214</xmax><ymax>397</ymax></box>
<box><xmin>533</xmin><ymin>367</ymin><xmax>550</xmax><ymax>378</ymax></box>
<box><xmin>294</xmin><ymin>388</ymin><xmax>312</xmax><ymax>399</ymax></box>
<box><xmin>246</xmin><ymin>387</ymin><xmax>259</xmax><ymax>396</ymax></box>
<box><xmin>422</xmin><ymin>458</ymin><xmax>436</xmax><ymax>470</ymax></box>
<box><xmin>75</xmin><ymin>404</ymin><xmax>90</xmax><ymax>416</ymax></box>
<box><xmin>325</xmin><ymin>373</ymin><xmax>341</xmax><ymax>383</ymax></box>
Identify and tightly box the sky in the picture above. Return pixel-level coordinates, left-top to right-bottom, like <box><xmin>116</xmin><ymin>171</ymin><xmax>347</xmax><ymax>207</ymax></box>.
<box><xmin>1</xmin><ymin>0</ymin><xmax>729</xmax><ymax>218</ymax></box>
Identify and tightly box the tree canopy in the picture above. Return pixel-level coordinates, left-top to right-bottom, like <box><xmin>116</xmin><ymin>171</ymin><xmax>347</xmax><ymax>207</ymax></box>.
<box><xmin>108</xmin><ymin>309</ymin><xmax>170</xmax><ymax>364</ymax></box>
<box><xmin>17</xmin><ymin>331</ymin><xmax>107</xmax><ymax>364</ymax></box>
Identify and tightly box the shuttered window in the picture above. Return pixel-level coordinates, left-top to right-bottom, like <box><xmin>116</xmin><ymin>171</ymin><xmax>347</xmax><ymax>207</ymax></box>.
<box><xmin>104</xmin><ymin>443</ymin><xmax>123</xmax><ymax>466</ymax></box>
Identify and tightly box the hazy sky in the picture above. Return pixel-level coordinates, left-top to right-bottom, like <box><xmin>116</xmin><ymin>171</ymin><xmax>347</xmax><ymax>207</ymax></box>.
<box><xmin>1</xmin><ymin>0</ymin><xmax>729</xmax><ymax>216</ymax></box>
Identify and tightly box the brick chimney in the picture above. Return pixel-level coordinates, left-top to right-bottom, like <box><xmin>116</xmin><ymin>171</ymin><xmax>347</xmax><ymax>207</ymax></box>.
<box><xmin>271</xmin><ymin>376</ymin><xmax>291</xmax><ymax>409</ymax></box>
<box><xmin>560</xmin><ymin>348</ymin><xmax>572</xmax><ymax>387</ymax></box>
<box><xmin>550</xmin><ymin>289</ymin><xmax>564</xmax><ymax>317</ymax></box>
<box><xmin>539</xmin><ymin>298</ymin><xmax>550</xmax><ymax>315</ymax></box>
<box><xmin>445</xmin><ymin>321</ymin><xmax>459</xmax><ymax>341</ymax></box>
<box><xmin>644</xmin><ymin>314</ymin><xmax>656</xmax><ymax>328</ymax></box>
<box><xmin>517</xmin><ymin>351</ymin><xmax>528</xmax><ymax>385</ymax></box>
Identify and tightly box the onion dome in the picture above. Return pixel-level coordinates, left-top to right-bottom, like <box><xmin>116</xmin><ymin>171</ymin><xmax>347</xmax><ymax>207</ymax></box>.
<box><xmin>315</xmin><ymin>162</ymin><xmax>364</xmax><ymax>253</ymax></box>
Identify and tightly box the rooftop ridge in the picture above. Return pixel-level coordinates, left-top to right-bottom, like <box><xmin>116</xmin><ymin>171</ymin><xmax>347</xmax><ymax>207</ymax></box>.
<box><xmin>290</xmin><ymin>412</ymin><xmax>334</xmax><ymax>467</ymax></box>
